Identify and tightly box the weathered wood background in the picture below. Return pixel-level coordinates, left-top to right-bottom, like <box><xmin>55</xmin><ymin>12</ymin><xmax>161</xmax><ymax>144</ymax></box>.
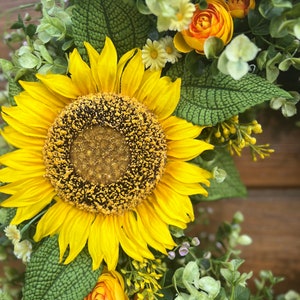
<box><xmin>1</xmin><ymin>0</ymin><xmax>299</xmax><ymax>295</ymax></box>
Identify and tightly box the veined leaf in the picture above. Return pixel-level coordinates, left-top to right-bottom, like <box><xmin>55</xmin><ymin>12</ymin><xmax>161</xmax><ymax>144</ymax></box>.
<box><xmin>167</xmin><ymin>61</ymin><xmax>292</xmax><ymax>126</ymax></box>
<box><xmin>72</xmin><ymin>0</ymin><xmax>152</xmax><ymax>59</ymax></box>
<box><xmin>23</xmin><ymin>236</ymin><xmax>102</xmax><ymax>300</ymax></box>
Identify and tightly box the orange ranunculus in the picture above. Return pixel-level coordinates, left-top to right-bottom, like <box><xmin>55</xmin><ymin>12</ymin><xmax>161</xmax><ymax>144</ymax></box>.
<box><xmin>174</xmin><ymin>0</ymin><xmax>234</xmax><ymax>54</ymax></box>
<box><xmin>226</xmin><ymin>0</ymin><xmax>255</xmax><ymax>18</ymax></box>
<box><xmin>84</xmin><ymin>269</ymin><xmax>128</xmax><ymax>300</ymax></box>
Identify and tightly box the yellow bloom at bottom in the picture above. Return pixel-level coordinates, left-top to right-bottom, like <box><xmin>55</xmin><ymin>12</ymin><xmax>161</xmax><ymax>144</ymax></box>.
<box><xmin>84</xmin><ymin>269</ymin><xmax>128</xmax><ymax>300</ymax></box>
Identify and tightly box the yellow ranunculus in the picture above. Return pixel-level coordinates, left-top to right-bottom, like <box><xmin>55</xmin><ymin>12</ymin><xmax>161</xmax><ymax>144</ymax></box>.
<box><xmin>174</xmin><ymin>0</ymin><xmax>234</xmax><ymax>54</ymax></box>
<box><xmin>84</xmin><ymin>269</ymin><xmax>128</xmax><ymax>300</ymax></box>
<box><xmin>226</xmin><ymin>0</ymin><xmax>255</xmax><ymax>18</ymax></box>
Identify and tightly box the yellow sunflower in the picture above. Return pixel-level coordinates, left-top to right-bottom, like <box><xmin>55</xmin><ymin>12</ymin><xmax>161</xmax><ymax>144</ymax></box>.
<box><xmin>0</xmin><ymin>37</ymin><xmax>213</xmax><ymax>270</ymax></box>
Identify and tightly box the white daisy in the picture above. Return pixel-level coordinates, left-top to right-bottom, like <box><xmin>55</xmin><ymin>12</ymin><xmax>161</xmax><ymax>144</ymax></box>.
<box><xmin>168</xmin><ymin>0</ymin><xmax>195</xmax><ymax>32</ymax></box>
<box><xmin>142</xmin><ymin>38</ymin><xmax>168</xmax><ymax>71</ymax></box>
<box><xmin>159</xmin><ymin>36</ymin><xmax>182</xmax><ymax>63</ymax></box>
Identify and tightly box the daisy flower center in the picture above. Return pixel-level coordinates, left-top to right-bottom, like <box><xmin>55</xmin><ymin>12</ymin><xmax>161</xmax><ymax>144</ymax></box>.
<box><xmin>43</xmin><ymin>93</ymin><xmax>167</xmax><ymax>215</ymax></box>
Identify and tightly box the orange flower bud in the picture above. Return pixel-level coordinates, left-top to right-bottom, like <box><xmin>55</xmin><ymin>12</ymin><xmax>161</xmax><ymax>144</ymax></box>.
<box><xmin>226</xmin><ymin>0</ymin><xmax>255</xmax><ymax>18</ymax></box>
<box><xmin>84</xmin><ymin>269</ymin><xmax>128</xmax><ymax>300</ymax></box>
<box><xmin>174</xmin><ymin>0</ymin><xmax>234</xmax><ymax>54</ymax></box>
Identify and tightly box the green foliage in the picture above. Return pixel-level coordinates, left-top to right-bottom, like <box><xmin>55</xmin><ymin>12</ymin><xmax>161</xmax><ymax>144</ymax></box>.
<box><xmin>72</xmin><ymin>0</ymin><xmax>152</xmax><ymax>59</ymax></box>
<box><xmin>173</xmin><ymin>261</ymin><xmax>221</xmax><ymax>299</ymax></box>
<box><xmin>23</xmin><ymin>236</ymin><xmax>102</xmax><ymax>300</ymax></box>
<box><xmin>192</xmin><ymin>148</ymin><xmax>247</xmax><ymax>201</ymax></box>
<box><xmin>161</xmin><ymin>212</ymin><xmax>284</xmax><ymax>300</ymax></box>
<box><xmin>167</xmin><ymin>61</ymin><xmax>291</xmax><ymax>126</ymax></box>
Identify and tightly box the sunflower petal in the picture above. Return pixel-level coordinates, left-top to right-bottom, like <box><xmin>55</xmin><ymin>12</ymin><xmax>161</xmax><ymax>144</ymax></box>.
<box><xmin>161</xmin><ymin>173</ymin><xmax>209</xmax><ymax>196</ymax></box>
<box><xmin>96</xmin><ymin>37</ymin><xmax>118</xmax><ymax>93</ymax></box>
<box><xmin>153</xmin><ymin>183</ymin><xmax>194</xmax><ymax>224</ymax></box>
<box><xmin>60</xmin><ymin>208</ymin><xmax>94</xmax><ymax>265</ymax></box>
<box><xmin>162</xmin><ymin>116</ymin><xmax>205</xmax><ymax>140</ymax></box>
<box><xmin>36</xmin><ymin>73</ymin><xmax>81</xmax><ymax>99</ymax></box>
<box><xmin>99</xmin><ymin>215</ymin><xmax>119</xmax><ymax>270</ymax></box>
<box><xmin>144</xmin><ymin>77</ymin><xmax>181</xmax><ymax>119</ymax></box>
<box><xmin>136</xmin><ymin>203</ymin><xmax>175</xmax><ymax>253</ymax></box>
<box><xmin>167</xmin><ymin>139</ymin><xmax>214</xmax><ymax>160</ymax></box>
<box><xmin>34</xmin><ymin>200</ymin><xmax>72</xmax><ymax>241</ymax></box>
<box><xmin>0</xmin><ymin>127</ymin><xmax>45</xmax><ymax>150</ymax></box>
<box><xmin>0</xmin><ymin>149</ymin><xmax>43</xmax><ymax>170</ymax></box>
<box><xmin>165</xmin><ymin>160</ymin><xmax>212</xmax><ymax>184</ymax></box>
<box><xmin>117</xmin><ymin>49</ymin><xmax>144</xmax><ymax>96</ymax></box>
<box><xmin>88</xmin><ymin>217</ymin><xmax>105</xmax><ymax>270</ymax></box>
<box><xmin>19</xmin><ymin>81</ymin><xmax>70</xmax><ymax>107</ymax></box>
<box><xmin>69</xmin><ymin>48</ymin><xmax>97</xmax><ymax>95</ymax></box>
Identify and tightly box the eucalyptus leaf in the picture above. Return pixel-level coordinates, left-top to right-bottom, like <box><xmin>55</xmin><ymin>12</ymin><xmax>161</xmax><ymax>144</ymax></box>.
<box><xmin>198</xmin><ymin>276</ymin><xmax>221</xmax><ymax>298</ymax></box>
<box><xmin>18</xmin><ymin>52</ymin><xmax>41</xmax><ymax>69</ymax></box>
<box><xmin>72</xmin><ymin>0</ymin><xmax>152</xmax><ymax>60</ymax></box>
<box><xmin>234</xmin><ymin>285</ymin><xmax>251</xmax><ymax>300</ymax></box>
<box><xmin>167</xmin><ymin>60</ymin><xmax>291</xmax><ymax>126</ymax></box>
<box><xmin>182</xmin><ymin>261</ymin><xmax>200</xmax><ymax>284</ymax></box>
<box><xmin>23</xmin><ymin>236</ymin><xmax>102</xmax><ymax>300</ymax></box>
<box><xmin>248</xmin><ymin>9</ymin><xmax>270</xmax><ymax>36</ymax></box>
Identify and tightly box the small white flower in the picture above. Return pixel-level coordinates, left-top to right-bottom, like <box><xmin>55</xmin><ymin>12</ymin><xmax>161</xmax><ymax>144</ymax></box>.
<box><xmin>146</xmin><ymin>0</ymin><xmax>195</xmax><ymax>32</ymax></box>
<box><xmin>4</xmin><ymin>225</ymin><xmax>21</xmax><ymax>244</ymax></box>
<box><xmin>13</xmin><ymin>240</ymin><xmax>32</xmax><ymax>263</ymax></box>
<box><xmin>142</xmin><ymin>38</ymin><xmax>168</xmax><ymax>71</ymax></box>
<box><xmin>159</xmin><ymin>36</ymin><xmax>182</xmax><ymax>63</ymax></box>
<box><xmin>218</xmin><ymin>34</ymin><xmax>260</xmax><ymax>80</ymax></box>
<box><xmin>168</xmin><ymin>0</ymin><xmax>195</xmax><ymax>32</ymax></box>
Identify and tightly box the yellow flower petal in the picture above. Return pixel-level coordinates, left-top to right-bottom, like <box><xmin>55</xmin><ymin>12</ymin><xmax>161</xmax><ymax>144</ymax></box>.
<box><xmin>1</xmin><ymin>114</ymin><xmax>46</xmax><ymax>138</ymax></box>
<box><xmin>136</xmin><ymin>203</ymin><xmax>176</xmax><ymax>252</ymax></box>
<box><xmin>165</xmin><ymin>160</ymin><xmax>212</xmax><ymax>184</ymax></box>
<box><xmin>36</xmin><ymin>73</ymin><xmax>81</xmax><ymax>99</ymax></box>
<box><xmin>2</xmin><ymin>105</ymin><xmax>52</xmax><ymax>129</ymax></box>
<box><xmin>167</xmin><ymin>139</ymin><xmax>214</xmax><ymax>160</ymax></box>
<box><xmin>161</xmin><ymin>173</ymin><xmax>209</xmax><ymax>196</ymax></box>
<box><xmin>60</xmin><ymin>207</ymin><xmax>94</xmax><ymax>264</ymax></box>
<box><xmin>0</xmin><ymin>149</ymin><xmax>43</xmax><ymax>170</ymax></box>
<box><xmin>96</xmin><ymin>37</ymin><xmax>118</xmax><ymax>93</ymax></box>
<box><xmin>174</xmin><ymin>32</ymin><xmax>194</xmax><ymax>53</ymax></box>
<box><xmin>162</xmin><ymin>116</ymin><xmax>205</xmax><ymax>140</ymax></box>
<box><xmin>69</xmin><ymin>48</ymin><xmax>97</xmax><ymax>95</ymax></box>
<box><xmin>0</xmin><ymin>126</ymin><xmax>45</xmax><ymax>150</ymax></box>
<box><xmin>19</xmin><ymin>81</ymin><xmax>70</xmax><ymax>108</ymax></box>
<box><xmin>34</xmin><ymin>200</ymin><xmax>72</xmax><ymax>241</ymax></box>
<box><xmin>117</xmin><ymin>48</ymin><xmax>144</xmax><ymax>96</ymax></box>
<box><xmin>144</xmin><ymin>77</ymin><xmax>181</xmax><ymax>119</ymax></box>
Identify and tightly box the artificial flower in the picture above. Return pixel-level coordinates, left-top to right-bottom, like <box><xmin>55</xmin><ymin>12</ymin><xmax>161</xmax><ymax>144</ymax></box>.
<box><xmin>84</xmin><ymin>269</ymin><xmax>127</xmax><ymax>300</ymax></box>
<box><xmin>146</xmin><ymin>0</ymin><xmax>195</xmax><ymax>32</ymax></box>
<box><xmin>13</xmin><ymin>240</ymin><xmax>32</xmax><ymax>263</ymax></box>
<box><xmin>141</xmin><ymin>38</ymin><xmax>167</xmax><ymax>70</ymax></box>
<box><xmin>159</xmin><ymin>36</ymin><xmax>182</xmax><ymax>63</ymax></box>
<box><xmin>0</xmin><ymin>37</ymin><xmax>213</xmax><ymax>271</ymax></box>
<box><xmin>226</xmin><ymin>0</ymin><xmax>255</xmax><ymax>18</ymax></box>
<box><xmin>4</xmin><ymin>225</ymin><xmax>21</xmax><ymax>244</ymax></box>
<box><xmin>174</xmin><ymin>0</ymin><xmax>234</xmax><ymax>54</ymax></box>
<box><xmin>217</xmin><ymin>34</ymin><xmax>260</xmax><ymax>80</ymax></box>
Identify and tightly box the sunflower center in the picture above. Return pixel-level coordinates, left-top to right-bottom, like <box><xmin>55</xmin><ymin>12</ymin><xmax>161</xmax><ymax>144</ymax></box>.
<box><xmin>70</xmin><ymin>126</ymin><xmax>129</xmax><ymax>185</ymax></box>
<box><xmin>43</xmin><ymin>93</ymin><xmax>167</xmax><ymax>215</ymax></box>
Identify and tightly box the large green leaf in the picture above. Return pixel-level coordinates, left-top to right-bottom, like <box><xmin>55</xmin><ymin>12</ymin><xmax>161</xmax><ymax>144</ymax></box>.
<box><xmin>23</xmin><ymin>236</ymin><xmax>102</xmax><ymax>300</ymax></box>
<box><xmin>192</xmin><ymin>148</ymin><xmax>247</xmax><ymax>201</ymax></box>
<box><xmin>72</xmin><ymin>0</ymin><xmax>152</xmax><ymax>59</ymax></box>
<box><xmin>167</xmin><ymin>61</ymin><xmax>292</xmax><ymax>126</ymax></box>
